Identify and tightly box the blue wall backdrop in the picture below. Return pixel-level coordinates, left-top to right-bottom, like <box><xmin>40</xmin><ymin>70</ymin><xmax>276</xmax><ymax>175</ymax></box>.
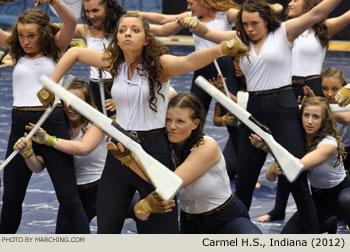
<box><xmin>116</xmin><ymin>0</ymin><xmax>161</xmax><ymax>12</ymax></box>
<box><xmin>0</xmin><ymin>0</ymin><xmax>162</xmax><ymax>29</ymax></box>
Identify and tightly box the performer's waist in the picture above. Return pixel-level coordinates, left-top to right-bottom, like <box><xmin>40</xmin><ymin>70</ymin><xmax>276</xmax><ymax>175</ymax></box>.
<box><xmin>249</xmin><ymin>85</ymin><xmax>292</xmax><ymax>96</ymax></box>
<box><xmin>13</xmin><ymin>104</ymin><xmax>62</xmax><ymax>111</ymax></box>
<box><xmin>128</xmin><ymin>127</ymin><xmax>166</xmax><ymax>139</ymax></box>
<box><xmin>311</xmin><ymin>175</ymin><xmax>350</xmax><ymax>195</ymax></box>
<box><xmin>77</xmin><ymin>179</ymin><xmax>99</xmax><ymax>190</ymax></box>
<box><xmin>90</xmin><ymin>78</ymin><xmax>113</xmax><ymax>85</ymax></box>
<box><xmin>292</xmin><ymin>75</ymin><xmax>321</xmax><ymax>85</ymax></box>
<box><xmin>182</xmin><ymin>193</ymin><xmax>235</xmax><ymax>220</ymax></box>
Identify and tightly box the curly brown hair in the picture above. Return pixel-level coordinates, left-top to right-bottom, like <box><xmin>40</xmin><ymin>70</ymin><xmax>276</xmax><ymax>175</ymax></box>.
<box><xmin>7</xmin><ymin>8</ymin><xmax>60</xmax><ymax>64</ymax></box>
<box><xmin>81</xmin><ymin>0</ymin><xmax>126</xmax><ymax>38</ymax></box>
<box><xmin>236</xmin><ymin>0</ymin><xmax>281</xmax><ymax>49</ymax></box>
<box><xmin>199</xmin><ymin>0</ymin><xmax>239</xmax><ymax>11</ymax></box>
<box><xmin>168</xmin><ymin>93</ymin><xmax>205</xmax><ymax>166</ymax></box>
<box><xmin>301</xmin><ymin>96</ymin><xmax>346</xmax><ymax>166</ymax></box>
<box><xmin>286</xmin><ymin>0</ymin><xmax>329</xmax><ymax>48</ymax></box>
<box><xmin>104</xmin><ymin>12</ymin><xmax>169</xmax><ymax>112</ymax></box>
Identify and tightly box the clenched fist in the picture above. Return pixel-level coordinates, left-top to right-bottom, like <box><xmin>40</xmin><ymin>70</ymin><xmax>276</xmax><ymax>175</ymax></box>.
<box><xmin>266</xmin><ymin>162</ymin><xmax>283</xmax><ymax>182</ymax></box>
<box><xmin>37</xmin><ymin>88</ymin><xmax>55</xmax><ymax>108</ymax></box>
<box><xmin>335</xmin><ymin>84</ymin><xmax>350</xmax><ymax>106</ymax></box>
<box><xmin>179</xmin><ymin>16</ymin><xmax>200</xmax><ymax>31</ymax></box>
<box><xmin>219</xmin><ymin>38</ymin><xmax>248</xmax><ymax>57</ymax></box>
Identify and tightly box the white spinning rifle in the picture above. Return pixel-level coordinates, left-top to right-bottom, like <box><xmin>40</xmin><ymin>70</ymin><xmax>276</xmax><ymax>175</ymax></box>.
<box><xmin>0</xmin><ymin>75</ymin><xmax>75</xmax><ymax>171</ymax></box>
<box><xmin>39</xmin><ymin>75</ymin><xmax>183</xmax><ymax>201</ymax></box>
<box><xmin>195</xmin><ymin>76</ymin><xmax>304</xmax><ymax>183</ymax></box>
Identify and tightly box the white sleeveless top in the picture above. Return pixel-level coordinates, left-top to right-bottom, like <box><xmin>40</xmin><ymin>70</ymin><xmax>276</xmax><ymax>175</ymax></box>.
<box><xmin>292</xmin><ymin>29</ymin><xmax>326</xmax><ymax>77</ymax></box>
<box><xmin>190</xmin><ymin>11</ymin><xmax>234</xmax><ymax>51</ymax></box>
<box><xmin>111</xmin><ymin>62</ymin><xmax>169</xmax><ymax>131</ymax></box>
<box><xmin>86</xmin><ymin>30</ymin><xmax>112</xmax><ymax>81</ymax></box>
<box><xmin>177</xmin><ymin>136</ymin><xmax>232</xmax><ymax>214</ymax></box>
<box><xmin>72</xmin><ymin>123</ymin><xmax>107</xmax><ymax>185</ymax></box>
<box><xmin>308</xmin><ymin>135</ymin><xmax>346</xmax><ymax>189</ymax></box>
<box><xmin>240</xmin><ymin>23</ymin><xmax>293</xmax><ymax>91</ymax></box>
<box><xmin>12</xmin><ymin>57</ymin><xmax>61</xmax><ymax>107</ymax></box>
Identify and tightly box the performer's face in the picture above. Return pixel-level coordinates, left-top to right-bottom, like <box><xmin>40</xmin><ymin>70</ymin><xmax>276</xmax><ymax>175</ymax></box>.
<box><xmin>83</xmin><ymin>0</ymin><xmax>107</xmax><ymax>29</ymax></box>
<box><xmin>166</xmin><ymin>107</ymin><xmax>199</xmax><ymax>147</ymax></box>
<box><xmin>117</xmin><ymin>17</ymin><xmax>148</xmax><ymax>53</ymax></box>
<box><xmin>287</xmin><ymin>0</ymin><xmax>305</xmax><ymax>18</ymax></box>
<box><xmin>187</xmin><ymin>0</ymin><xmax>206</xmax><ymax>17</ymax></box>
<box><xmin>322</xmin><ymin>77</ymin><xmax>343</xmax><ymax>104</ymax></box>
<box><xmin>17</xmin><ymin>23</ymin><xmax>41</xmax><ymax>57</ymax></box>
<box><xmin>63</xmin><ymin>88</ymin><xmax>85</xmax><ymax>122</ymax></box>
<box><xmin>241</xmin><ymin>11</ymin><xmax>268</xmax><ymax>43</ymax></box>
<box><xmin>302</xmin><ymin>105</ymin><xmax>323</xmax><ymax>138</ymax></box>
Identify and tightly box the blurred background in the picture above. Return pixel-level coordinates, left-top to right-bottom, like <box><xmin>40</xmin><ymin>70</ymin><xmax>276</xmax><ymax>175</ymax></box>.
<box><xmin>1</xmin><ymin>0</ymin><xmax>350</xmax><ymax>40</ymax></box>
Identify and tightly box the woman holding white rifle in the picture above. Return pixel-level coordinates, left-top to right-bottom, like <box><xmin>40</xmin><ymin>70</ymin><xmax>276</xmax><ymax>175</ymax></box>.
<box><xmin>48</xmin><ymin>12</ymin><xmax>247</xmax><ymax>233</ymax></box>
<box><xmin>0</xmin><ymin>0</ymin><xmax>90</xmax><ymax>234</ymax></box>
<box><xmin>14</xmin><ymin>78</ymin><xmax>151</xmax><ymax>233</ymax></box>
<box><xmin>109</xmin><ymin>93</ymin><xmax>262</xmax><ymax>234</ymax></box>
<box><xmin>251</xmin><ymin>96</ymin><xmax>350</xmax><ymax>233</ymax></box>
<box><xmin>180</xmin><ymin>0</ymin><xmax>345</xmax><ymax>233</ymax></box>
<box><xmin>13</xmin><ymin>78</ymin><xmax>105</xmax><ymax>232</ymax></box>
<box><xmin>256</xmin><ymin>0</ymin><xmax>350</xmax><ymax>223</ymax></box>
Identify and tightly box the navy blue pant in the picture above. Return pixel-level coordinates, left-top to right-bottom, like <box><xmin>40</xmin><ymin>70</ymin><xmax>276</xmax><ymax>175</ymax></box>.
<box><xmin>191</xmin><ymin>56</ymin><xmax>238</xmax><ymax>114</ymax></box>
<box><xmin>56</xmin><ymin>180</ymin><xmax>99</xmax><ymax>233</ymax></box>
<box><xmin>265</xmin><ymin>176</ymin><xmax>289</xmax><ymax>221</ymax></box>
<box><xmin>266</xmin><ymin>77</ymin><xmax>325</xmax><ymax>221</ymax></box>
<box><xmin>282</xmin><ymin>176</ymin><xmax>350</xmax><ymax>233</ymax></box>
<box><xmin>180</xmin><ymin>196</ymin><xmax>261</xmax><ymax>234</ymax></box>
<box><xmin>96</xmin><ymin>133</ymin><xmax>179</xmax><ymax>234</ymax></box>
<box><xmin>235</xmin><ymin>89</ymin><xmax>320</xmax><ymax>233</ymax></box>
<box><xmin>56</xmin><ymin>180</ymin><xmax>151</xmax><ymax>233</ymax></box>
<box><xmin>223</xmin><ymin>135</ymin><xmax>239</xmax><ymax>179</ymax></box>
<box><xmin>0</xmin><ymin>108</ymin><xmax>90</xmax><ymax>234</ymax></box>
<box><xmin>312</xmin><ymin>176</ymin><xmax>350</xmax><ymax>224</ymax></box>
<box><xmin>222</xmin><ymin>124</ymin><xmax>244</xmax><ymax>179</ymax></box>
<box><xmin>292</xmin><ymin>76</ymin><xmax>323</xmax><ymax>100</ymax></box>
<box><xmin>78</xmin><ymin>182</ymin><xmax>99</xmax><ymax>223</ymax></box>
<box><xmin>338</xmin><ymin>187</ymin><xmax>350</xmax><ymax>228</ymax></box>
